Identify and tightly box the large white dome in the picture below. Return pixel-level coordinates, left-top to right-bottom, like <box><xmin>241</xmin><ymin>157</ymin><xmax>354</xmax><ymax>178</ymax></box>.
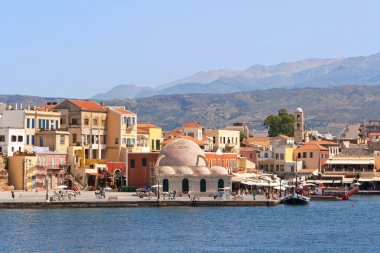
<box><xmin>158</xmin><ymin>138</ymin><xmax>207</xmax><ymax>167</ymax></box>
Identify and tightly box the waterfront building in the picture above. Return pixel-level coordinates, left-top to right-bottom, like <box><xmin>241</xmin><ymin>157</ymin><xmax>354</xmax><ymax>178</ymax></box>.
<box><xmin>0</xmin><ymin>127</ymin><xmax>25</xmax><ymax>156</ymax></box>
<box><xmin>359</xmin><ymin>120</ymin><xmax>380</xmax><ymax>139</ymax></box>
<box><xmin>339</xmin><ymin>124</ymin><xmax>360</xmax><ymax>140</ymax></box>
<box><xmin>35</xmin><ymin>130</ymin><xmax>70</xmax><ymax>153</ymax></box>
<box><xmin>8</xmin><ymin>151</ymin><xmax>67</xmax><ymax>191</ymax></box>
<box><xmin>55</xmin><ymin>99</ymin><xmax>107</xmax><ymax>159</ymax></box>
<box><xmin>294</xmin><ymin>143</ymin><xmax>329</xmax><ymax>173</ymax></box>
<box><xmin>106</xmin><ymin>107</ymin><xmax>137</xmax><ymax>162</ymax></box>
<box><xmin>294</xmin><ymin>107</ymin><xmax>305</xmax><ymax>144</ymax></box>
<box><xmin>0</xmin><ymin>102</ymin><xmax>61</xmax><ymax>153</ymax></box>
<box><xmin>136</xmin><ymin>123</ymin><xmax>162</xmax><ymax>152</ymax></box>
<box><xmin>155</xmin><ymin>138</ymin><xmax>232</xmax><ymax>196</ymax></box>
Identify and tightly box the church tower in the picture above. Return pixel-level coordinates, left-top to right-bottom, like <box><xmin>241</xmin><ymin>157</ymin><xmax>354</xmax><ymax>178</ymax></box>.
<box><xmin>294</xmin><ymin>107</ymin><xmax>304</xmax><ymax>144</ymax></box>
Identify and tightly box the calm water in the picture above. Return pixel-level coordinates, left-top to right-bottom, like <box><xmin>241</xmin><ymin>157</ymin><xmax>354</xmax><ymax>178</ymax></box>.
<box><xmin>1</xmin><ymin>196</ymin><xmax>380</xmax><ymax>253</ymax></box>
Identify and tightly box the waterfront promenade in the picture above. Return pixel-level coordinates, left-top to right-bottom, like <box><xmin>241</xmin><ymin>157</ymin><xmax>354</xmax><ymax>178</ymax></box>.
<box><xmin>0</xmin><ymin>191</ymin><xmax>280</xmax><ymax>208</ymax></box>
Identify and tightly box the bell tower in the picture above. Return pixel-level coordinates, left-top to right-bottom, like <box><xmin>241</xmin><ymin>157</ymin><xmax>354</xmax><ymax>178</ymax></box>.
<box><xmin>294</xmin><ymin>107</ymin><xmax>304</xmax><ymax>144</ymax></box>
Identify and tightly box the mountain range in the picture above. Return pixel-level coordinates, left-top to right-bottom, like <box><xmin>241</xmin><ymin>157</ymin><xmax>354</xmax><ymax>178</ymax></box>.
<box><xmin>92</xmin><ymin>52</ymin><xmax>380</xmax><ymax>100</ymax></box>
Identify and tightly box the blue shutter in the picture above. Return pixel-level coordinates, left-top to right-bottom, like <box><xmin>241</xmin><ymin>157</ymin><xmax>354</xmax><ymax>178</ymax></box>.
<box><xmin>26</xmin><ymin>118</ymin><xmax>30</xmax><ymax>128</ymax></box>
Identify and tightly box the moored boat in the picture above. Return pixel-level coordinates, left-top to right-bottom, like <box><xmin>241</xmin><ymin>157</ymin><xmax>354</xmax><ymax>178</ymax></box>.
<box><xmin>282</xmin><ymin>193</ymin><xmax>310</xmax><ymax>205</ymax></box>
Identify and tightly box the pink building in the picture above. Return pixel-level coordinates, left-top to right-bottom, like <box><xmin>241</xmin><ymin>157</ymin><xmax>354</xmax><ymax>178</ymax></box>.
<box><xmin>34</xmin><ymin>152</ymin><xmax>68</xmax><ymax>191</ymax></box>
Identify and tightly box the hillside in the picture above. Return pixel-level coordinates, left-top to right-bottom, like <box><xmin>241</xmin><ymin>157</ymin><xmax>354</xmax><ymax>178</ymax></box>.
<box><xmin>2</xmin><ymin>85</ymin><xmax>380</xmax><ymax>135</ymax></box>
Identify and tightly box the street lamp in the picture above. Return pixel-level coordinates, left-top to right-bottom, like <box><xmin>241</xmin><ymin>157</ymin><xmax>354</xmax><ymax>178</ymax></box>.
<box><xmin>45</xmin><ymin>174</ymin><xmax>49</xmax><ymax>201</ymax></box>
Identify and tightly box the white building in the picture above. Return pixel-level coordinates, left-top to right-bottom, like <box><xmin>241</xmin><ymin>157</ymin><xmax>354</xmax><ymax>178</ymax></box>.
<box><xmin>0</xmin><ymin>128</ymin><xmax>25</xmax><ymax>156</ymax></box>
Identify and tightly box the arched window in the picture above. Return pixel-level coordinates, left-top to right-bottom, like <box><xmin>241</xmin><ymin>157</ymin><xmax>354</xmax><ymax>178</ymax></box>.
<box><xmin>297</xmin><ymin>123</ymin><xmax>301</xmax><ymax>130</ymax></box>
<box><xmin>297</xmin><ymin>115</ymin><xmax>300</xmax><ymax>121</ymax></box>
<box><xmin>218</xmin><ymin>179</ymin><xmax>224</xmax><ymax>189</ymax></box>
<box><xmin>200</xmin><ymin>179</ymin><xmax>206</xmax><ymax>192</ymax></box>
<box><xmin>163</xmin><ymin>179</ymin><xmax>169</xmax><ymax>192</ymax></box>
<box><xmin>182</xmin><ymin>179</ymin><xmax>189</xmax><ymax>193</ymax></box>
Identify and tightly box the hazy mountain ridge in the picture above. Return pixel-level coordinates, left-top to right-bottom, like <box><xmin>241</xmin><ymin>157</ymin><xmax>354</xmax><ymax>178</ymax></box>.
<box><xmin>92</xmin><ymin>52</ymin><xmax>380</xmax><ymax>99</ymax></box>
<box><xmin>2</xmin><ymin>85</ymin><xmax>380</xmax><ymax>135</ymax></box>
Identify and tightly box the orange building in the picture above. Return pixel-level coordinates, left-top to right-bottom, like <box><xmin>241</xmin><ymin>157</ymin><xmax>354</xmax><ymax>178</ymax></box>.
<box><xmin>127</xmin><ymin>152</ymin><xmax>159</xmax><ymax>187</ymax></box>
<box><xmin>205</xmin><ymin>151</ymin><xmax>238</xmax><ymax>170</ymax></box>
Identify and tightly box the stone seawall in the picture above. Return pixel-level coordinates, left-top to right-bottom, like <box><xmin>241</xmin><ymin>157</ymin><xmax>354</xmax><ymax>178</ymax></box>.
<box><xmin>0</xmin><ymin>199</ymin><xmax>281</xmax><ymax>209</ymax></box>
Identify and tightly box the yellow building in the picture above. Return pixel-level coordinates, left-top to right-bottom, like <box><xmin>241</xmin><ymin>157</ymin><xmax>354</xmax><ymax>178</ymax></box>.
<box><xmin>137</xmin><ymin>123</ymin><xmax>162</xmax><ymax>152</ymax></box>
<box><xmin>35</xmin><ymin>130</ymin><xmax>70</xmax><ymax>153</ymax></box>
<box><xmin>106</xmin><ymin>107</ymin><xmax>137</xmax><ymax>162</ymax></box>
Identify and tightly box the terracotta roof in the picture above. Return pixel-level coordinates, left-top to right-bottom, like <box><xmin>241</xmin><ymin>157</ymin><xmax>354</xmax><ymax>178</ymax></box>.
<box><xmin>68</xmin><ymin>100</ymin><xmax>106</xmax><ymax>112</ymax></box>
<box><xmin>308</xmin><ymin>140</ymin><xmax>339</xmax><ymax>146</ymax></box>
<box><xmin>162</xmin><ymin>135</ymin><xmax>206</xmax><ymax>146</ymax></box>
<box><xmin>114</xmin><ymin>108</ymin><xmax>135</xmax><ymax>115</ymax></box>
<box><xmin>245</xmin><ymin>137</ymin><xmax>270</xmax><ymax>143</ymax></box>
<box><xmin>137</xmin><ymin>128</ymin><xmax>149</xmax><ymax>134</ymax></box>
<box><xmin>297</xmin><ymin>143</ymin><xmax>328</xmax><ymax>151</ymax></box>
<box><xmin>137</xmin><ymin>123</ymin><xmax>160</xmax><ymax>128</ymax></box>
<box><xmin>369</xmin><ymin>132</ymin><xmax>380</xmax><ymax>136</ymax></box>
<box><xmin>182</xmin><ymin>121</ymin><xmax>203</xmax><ymax>128</ymax></box>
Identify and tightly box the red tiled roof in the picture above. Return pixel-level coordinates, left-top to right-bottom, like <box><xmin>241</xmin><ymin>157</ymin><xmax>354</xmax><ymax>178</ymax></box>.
<box><xmin>137</xmin><ymin>123</ymin><xmax>160</xmax><ymax>128</ymax></box>
<box><xmin>162</xmin><ymin>135</ymin><xmax>206</xmax><ymax>146</ymax></box>
<box><xmin>182</xmin><ymin>121</ymin><xmax>203</xmax><ymax>128</ymax></box>
<box><xmin>68</xmin><ymin>100</ymin><xmax>106</xmax><ymax>112</ymax></box>
<box><xmin>308</xmin><ymin>140</ymin><xmax>339</xmax><ymax>146</ymax></box>
<box><xmin>245</xmin><ymin>137</ymin><xmax>270</xmax><ymax>142</ymax></box>
<box><xmin>114</xmin><ymin>108</ymin><xmax>135</xmax><ymax>115</ymax></box>
<box><xmin>137</xmin><ymin>128</ymin><xmax>149</xmax><ymax>134</ymax></box>
<box><xmin>297</xmin><ymin>143</ymin><xmax>328</xmax><ymax>151</ymax></box>
<box><xmin>278</xmin><ymin>134</ymin><xmax>293</xmax><ymax>139</ymax></box>
<box><xmin>369</xmin><ymin>132</ymin><xmax>380</xmax><ymax>136</ymax></box>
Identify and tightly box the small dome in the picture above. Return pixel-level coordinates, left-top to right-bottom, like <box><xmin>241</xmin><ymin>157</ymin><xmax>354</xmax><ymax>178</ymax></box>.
<box><xmin>176</xmin><ymin>166</ymin><xmax>194</xmax><ymax>175</ymax></box>
<box><xmin>193</xmin><ymin>166</ymin><xmax>211</xmax><ymax>175</ymax></box>
<box><xmin>210</xmin><ymin>166</ymin><xmax>228</xmax><ymax>175</ymax></box>
<box><xmin>159</xmin><ymin>138</ymin><xmax>206</xmax><ymax>167</ymax></box>
<box><xmin>295</xmin><ymin>107</ymin><xmax>303</xmax><ymax>113</ymax></box>
<box><xmin>158</xmin><ymin>166</ymin><xmax>176</xmax><ymax>175</ymax></box>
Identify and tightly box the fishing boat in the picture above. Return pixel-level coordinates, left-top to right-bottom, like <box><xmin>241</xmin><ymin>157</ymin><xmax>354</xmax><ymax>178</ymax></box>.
<box><xmin>282</xmin><ymin>175</ymin><xmax>310</xmax><ymax>205</ymax></box>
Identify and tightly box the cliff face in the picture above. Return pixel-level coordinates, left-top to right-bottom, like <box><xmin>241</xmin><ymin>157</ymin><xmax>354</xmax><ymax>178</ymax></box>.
<box><xmin>0</xmin><ymin>155</ymin><xmax>11</xmax><ymax>192</ymax></box>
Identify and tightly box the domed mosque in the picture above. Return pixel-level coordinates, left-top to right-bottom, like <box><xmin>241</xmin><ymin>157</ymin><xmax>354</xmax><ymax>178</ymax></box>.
<box><xmin>155</xmin><ymin>138</ymin><xmax>232</xmax><ymax>196</ymax></box>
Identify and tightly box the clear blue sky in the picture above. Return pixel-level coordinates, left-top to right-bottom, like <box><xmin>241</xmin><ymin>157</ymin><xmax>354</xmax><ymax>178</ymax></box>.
<box><xmin>1</xmin><ymin>0</ymin><xmax>379</xmax><ymax>98</ymax></box>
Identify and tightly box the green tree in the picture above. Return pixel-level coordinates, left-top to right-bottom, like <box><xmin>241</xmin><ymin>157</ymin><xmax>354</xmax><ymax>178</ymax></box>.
<box><xmin>264</xmin><ymin>109</ymin><xmax>295</xmax><ymax>137</ymax></box>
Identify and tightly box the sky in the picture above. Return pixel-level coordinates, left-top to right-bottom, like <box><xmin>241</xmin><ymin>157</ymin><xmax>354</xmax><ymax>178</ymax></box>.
<box><xmin>1</xmin><ymin>0</ymin><xmax>380</xmax><ymax>98</ymax></box>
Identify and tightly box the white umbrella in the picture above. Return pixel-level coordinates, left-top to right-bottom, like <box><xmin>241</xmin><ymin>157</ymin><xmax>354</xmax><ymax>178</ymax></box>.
<box><xmin>57</xmin><ymin>185</ymin><xmax>68</xmax><ymax>189</ymax></box>
<box><xmin>104</xmin><ymin>187</ymin><xmax>112</xmax><ymax>191</ymax></box>
<box><xmin>151</xmin><ymin>185</ymin><xmax>162</xmax><ymax>188</ymax></box>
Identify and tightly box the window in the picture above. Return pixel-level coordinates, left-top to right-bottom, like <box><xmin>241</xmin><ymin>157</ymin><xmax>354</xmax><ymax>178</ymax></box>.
<box><xmin>142</xmin><ymin>158</ymin><xmax>147</xmax><ymax>167</ymax></box>
<box><xmin>55</xmin><ymin>120</ymin><xmax>59</xmax><ymax>129</ymax></box>
<box><xmin>249</xmin><ymin>153</ymin><xmax>253</xmax><ymax>159</ymax></box>
<box><xmin>45</xmin><ymin>120</ymin><xmax>49</xmax><ymax>129</ymax></box>
<box><xmin>31</xmin><ymin>135</ymin><xmax>35</xmax><ymax>145</ymax></box>
<box><xmin>18</xmin><ymin>136</ymin><xmax>23</xmax><ymax>142</ymax></box>
<box><xmin>200</xmin><ymin>179</ymin><xmax>206</xmax><ymax>192</ymax></box>
<box><xmin>27</xmin><ymin>118</ymin><xmax>30</xmax><ymax>128</ymax></box>
<box><xmin>280</xmin><ymin>153</ymin><xmax>284</xmax><ymax>160</ymax></box>
<box><xmin>213</xmin><ymin>137</ymin><xmax>216</xmax><ymax>144</ymax></box>
<box><xmin>303</xmin><ymin>152</ymin><xmax>307</xmax><ymax>158</ymax></box>
<box><xmin>60</xmin><ymin>135</ymin><xmax>65</xmax><ymax>145</ymax></box>
<box><xmin>93</xmin><ymin>118</ymin><xmax>98</xmax><ymax>126</ymax></box>
<box><xmin>0</xmin><ymin>135</ymin><xmax>5</xmax><ymax>142</ymax></box>
<box><xmin>72</xmin><ymin>134</ymin><xmax>77</xmax><ymax>143</ymax></box>
<box><xmin>151</xmin><ymin>139</ymin><xmax>155</xmax><ymax>150</ymax></box>
<box><xmin>32</xmin><ymin>119</ymin><xmax>35</xmax><ymax>128</ymax></box>
<box><xmin>275</xmin><ymin>153</ymin><xmax>279</xmax><ymax>160</ymax></box>
<box><xmin>84</xmin><ymin>118</ymin><xmax>89</xmax><ymax>126</ymax></box>
<box><xmin>38</xmin><ymin>119</ymin><xmax>42</xmax><ymax>128</ymax></box>
<box><xmin>156</xmin><ymin>140</ymin><xmax>160</xmax><ymax>150</ymax></box>
<box><xmin>298</xmin><ymin>153</ymin><xmax>301</xmax><ymax>159</ymax></box>
<box><xmin>115</xmin><ymin>138</ymin><xmax>119</xmax><ymax>145</ymax></box>
<box><xmin>122</xmin><ymin>138</ymin><xmax>126</xmax><ymax>145</ymax></box>
<box><xmin>11</xmin><ymin>135</ymin><xmax>16</xmax><ymax>142</ymax></box>
<box><xmin>310</xmin><ymin>152</ymin><xmax>313</xmax><ymax>158</ymax></box>
<box><xmin>130</xmin><ymin>159</ymin><xmax>135</xmax><ymax>168</ymax></box>
<box><xmin>26</xmin><ymin>135</ymin><xmax>30</xmax><ymax>145</ymax></box>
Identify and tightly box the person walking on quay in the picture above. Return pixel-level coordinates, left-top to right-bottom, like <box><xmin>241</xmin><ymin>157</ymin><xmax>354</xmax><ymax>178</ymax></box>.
<box><xmin>11</xmin><ymin>189</ymin><xmax>15</xmax><ymax>200</ymax></box>
<box><xmin>252</xmin><ymin>190</ymin><xmax>256</xmax><ymax>201</ymax></box>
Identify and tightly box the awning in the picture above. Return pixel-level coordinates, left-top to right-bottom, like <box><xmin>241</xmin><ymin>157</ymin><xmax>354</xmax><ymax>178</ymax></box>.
<box><xmin>325</xmin><ymin>159</ymin><xmax>374</xmax><ymax>165</ymax></box>
<box><xmin>358</xmin><ymin>178</ymin><xmax>373</xmax><ymax>182</ymax></box>
<box><xmin>371</xmin><ymin>177</ymin><xmax>380</xmax><ymax>182</ymax></box>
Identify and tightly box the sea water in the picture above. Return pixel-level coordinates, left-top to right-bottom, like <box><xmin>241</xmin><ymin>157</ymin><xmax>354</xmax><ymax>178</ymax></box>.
<box><xmin>0</xmin><ymin>195</ymin><xmax>379</xmax><ymax>253</ymax></box>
